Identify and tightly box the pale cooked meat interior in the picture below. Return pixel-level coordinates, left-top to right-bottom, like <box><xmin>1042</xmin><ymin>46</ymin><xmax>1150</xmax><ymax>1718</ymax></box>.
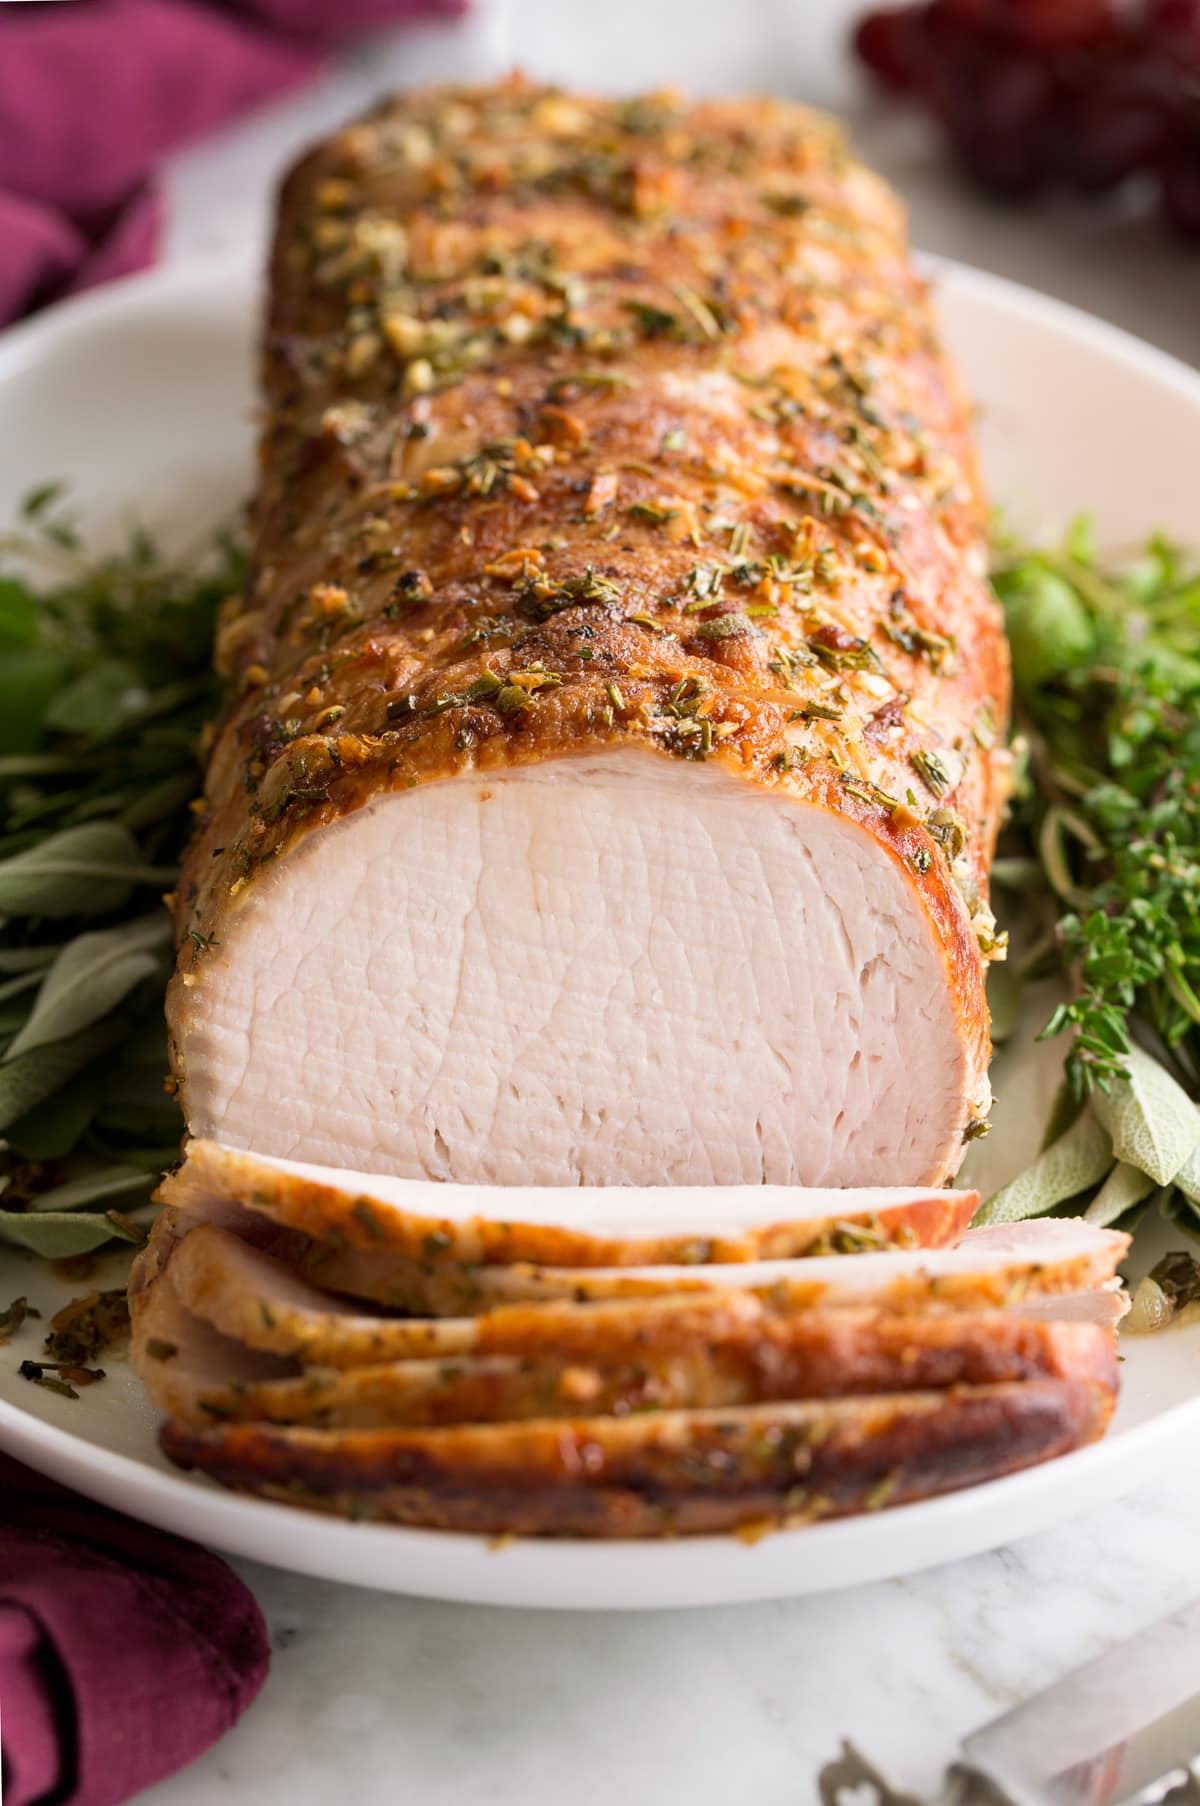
<box><xmin>177</xmin><ymin>755</ymin><xmax>971</xmax><ymax>1188</ymax></box>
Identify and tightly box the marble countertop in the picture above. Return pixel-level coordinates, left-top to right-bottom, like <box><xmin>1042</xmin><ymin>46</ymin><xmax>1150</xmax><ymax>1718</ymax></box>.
<box><xmin>140</xmin><ymin>7</ymin><xmax>1199</xmax><ymax>1801</ymax></box>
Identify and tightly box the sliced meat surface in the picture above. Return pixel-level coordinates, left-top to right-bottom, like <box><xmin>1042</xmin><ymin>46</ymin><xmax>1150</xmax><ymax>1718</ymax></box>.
<box><xmin>134</xmin><ymin>1256</ymin><xmax>1117</xmax><ymax>1430</ymax></box>
<box><xmin>160</xmin><ymin>1139</ymin><xmax>979</xmax><ymax>1267</ymax></box>
<box><xmin>278</xmin><ymin>1218</ymin><xmax>1129</xmax><ymax>1317</ymax></box>
<box><xmin>168</xmin><ymin>82</ymin><xmax>1009</xmax><ymax>1190</ymax></box>
<box><xmin>132</xmin><ymin>1260</ymin><xmax>296</xmax><ymax>1416</ymax></box>
<box><xmin>159</xmin><ymin>1379</ymin><xmax>1114</xmax><ymax>1537</ymax></box>
<box><xmin>1014</xmin><ymin>1288</ymin><xmax>1130</xmax><ymax>1328</ymax></box>
<box><xmin>141</xmin><ymin>1218</ymin><xmax>485</xmax><ymax>1365</ymax></box>
<box><xmin>148</xmin><ymin>1221</ymin><xmax>1130</xmax><ymax>1375</ymax></box>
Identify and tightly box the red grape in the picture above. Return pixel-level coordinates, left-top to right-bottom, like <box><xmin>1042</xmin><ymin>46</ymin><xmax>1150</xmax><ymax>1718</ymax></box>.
<box><xmin>1145</xmin><ymin>0</ymin><xmax>1200</xmax><ymax>67</ymax></box>
<box><xmin>851</xmin><ymin>0</ymin><xmax>1200</xmax><ymax>237</ymax></box>
<box><xmin>1160</xmin><ymin>141</ymin><xmax>1200</xmax><ymax>234</ymax></box>
<box><xmin>854</xmin><ymin>5</ymin><xmax>928</xmax><ymax>87</ymax></box>
<box><xmin>952</xmin><ymin>54</ymin><xmax>1058</xmax><ymax>195</ymax></box>
<box><xmin>1059</xmin><ymin>62</ymin><xmax>1176</xmax><ymax>191</ymax></box>
<box><xmin>934</xmin><ymin>0</ymin><xmax>1118</xmax><ymax>47</ymax></box>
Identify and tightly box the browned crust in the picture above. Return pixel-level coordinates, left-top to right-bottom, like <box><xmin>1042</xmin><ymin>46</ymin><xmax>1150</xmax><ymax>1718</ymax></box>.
<box><xmin>167</xmin><ymin>81</ymin><xmax>1009</xmax><ymax>1170</ymax></box>
<box><xmin>139</xmin><ymin>1298</ymin><xmax>1118</xmax><ymax>1430</ymax></box>
<box><xmin>133</xmin><ymin>1186</ymin><xmax>1126</xmax><ymax>1322</ymax></box>
<box><xmin>159</xmin><ymin>1380</ymin><xmax>1113</xmax><ymax>1537</ymax></box>
<box><xmin>159</xmin><ymin>1139</ymin><xmax>979</xmax><ymax>1267</ymax></box>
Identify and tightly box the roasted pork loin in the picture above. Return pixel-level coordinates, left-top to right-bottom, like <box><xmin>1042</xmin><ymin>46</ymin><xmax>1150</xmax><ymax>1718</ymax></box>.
<box><xmin>131</xmin><ymin>85</ymin><xmax>1125</xmax><ymax>1540</ymax></box>
<box><xmin>169</xmin><ymin>80</ymin><xmax>1009</xmax><ymax>1190</ymax></box>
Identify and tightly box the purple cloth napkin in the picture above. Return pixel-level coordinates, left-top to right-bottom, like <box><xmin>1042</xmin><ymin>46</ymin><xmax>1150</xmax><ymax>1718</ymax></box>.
<box><xmin>0</xmin><ymin>0</ymin><xmax>465</xmax><ymax>327</ymax></box>
<box><xmin>0</xmin><ymin>1453</ymin><xmax>270</xmax><ymax>1806</ymax></box>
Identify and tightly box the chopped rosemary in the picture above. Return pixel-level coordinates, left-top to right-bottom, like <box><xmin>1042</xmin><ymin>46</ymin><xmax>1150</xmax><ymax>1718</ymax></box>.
<box><xmin>622</xmin><ymin>300</ymin><xmax>680</xmax><ymax>338</ymax></box>
<box><xmin>910</xmin><ymin>748</ymin><xmax>952</xmax><ymax>799</ymax></box>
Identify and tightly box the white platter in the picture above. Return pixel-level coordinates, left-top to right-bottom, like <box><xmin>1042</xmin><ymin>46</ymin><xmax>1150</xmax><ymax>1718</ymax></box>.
<box><xmin>1</xmin><ymin>253</ymin><xmax>1199</xmax><ymax>1610</ymax></box>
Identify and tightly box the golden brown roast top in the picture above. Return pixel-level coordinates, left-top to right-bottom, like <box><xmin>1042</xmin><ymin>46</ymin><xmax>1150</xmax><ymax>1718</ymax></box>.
<box><xmin>183</xmin><ymin>81</ymin><xmax>1008</xmax><ymax>963</ymax></box>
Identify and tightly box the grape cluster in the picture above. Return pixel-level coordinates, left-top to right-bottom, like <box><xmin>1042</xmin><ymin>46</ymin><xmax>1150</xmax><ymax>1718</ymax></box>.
<box><xmin>854</xmin><ymin>1</ymin><xmax>1200</xmax><ymax>237</ymax></box>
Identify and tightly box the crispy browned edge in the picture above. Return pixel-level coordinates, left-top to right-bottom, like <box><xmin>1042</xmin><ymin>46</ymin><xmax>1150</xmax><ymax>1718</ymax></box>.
<box><xmin>160</xmin><ymin>1140</ymin><xmax>979</xmax><ymax>1266</ymax></box>
<box><xmin>160</xmin><ymin>1380</ymin><xmax>1113</xmax><ymax>1536</ymax></box>
<box><xmin>153</xmin><ymin>1322</ymin><xmax>1120</xmax><ymax>1430</ymax></box>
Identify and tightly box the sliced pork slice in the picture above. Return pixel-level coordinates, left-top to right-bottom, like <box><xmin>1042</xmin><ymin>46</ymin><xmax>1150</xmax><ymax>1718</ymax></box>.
<box><xmin>168</xmin><ymin>84</ymin><xmax>1009</xmax><ymax>1191</ymax></box>
<box><xmin>160</xmin><ymin>1140</ymin><xmax>978</xmax><ymax>1268</ymax></box>
<box><xmin>159</xmin><ymin>1379</ymin><xmax>1115</xmax><ymax>1537</ymax></box>
<box><xmin>131</xmin><ymin>1258</ymin><xmax>297</xmax><ymax>1417</ymax></box>
<box><xmin>147</xmin><ymin>1222</ymin><xmax>1130</xmax><ymax>1376</ymax></box>
<box><xmin>275</xmin><ymin>1217</ymin><xmax>1129</xmax><ymax>1317</ymax></box>
<box><xmin>141</xmin><ymin>1218</ymin><xmax>484</xmax><ymax>1365</ymax></box>
<box><xmin>133</xmin><ymin>1249</ymin><xmax>1117</xmax><ymax>1430</ymax></box>
<box><xmin>1013</xmin><ymin>1288</ymin><xmax>1130</xmax><ymax>1328</ymax></box>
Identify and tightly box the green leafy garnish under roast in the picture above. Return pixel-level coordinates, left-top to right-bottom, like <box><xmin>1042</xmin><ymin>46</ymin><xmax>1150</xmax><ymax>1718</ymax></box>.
<box><xmin>983</xmin><ymin>524</ymin><xmax>1200</xmax><ymax>1244</ymax></box>
<box><xmin>0</xmin><ymin>488</ymin><xmax>244</xmax><ymax>1258</ymax></box>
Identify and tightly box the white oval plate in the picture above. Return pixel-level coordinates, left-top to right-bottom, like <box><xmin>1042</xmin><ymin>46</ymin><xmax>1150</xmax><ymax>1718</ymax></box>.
<box><xmin>1</xmin><ymin>255</ymin><xmax>1199</xmax><ymax>1610</ymax></box>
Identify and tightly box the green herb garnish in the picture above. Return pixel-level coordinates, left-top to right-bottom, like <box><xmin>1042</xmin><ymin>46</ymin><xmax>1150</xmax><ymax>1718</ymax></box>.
<box><xmin>996</xmin><ymin>522</ymin><xmax>1200</xmax><ymax>1101</ymax></box>
<box><xmin>0</xmin><ymin>488</ymin><xmax>245</xmax><ymax>1259</ymax></box>
<box><xmin>979</xmin><ymin>521</ymin><xmax>1200</xmax><ymax>1255</ymax></box>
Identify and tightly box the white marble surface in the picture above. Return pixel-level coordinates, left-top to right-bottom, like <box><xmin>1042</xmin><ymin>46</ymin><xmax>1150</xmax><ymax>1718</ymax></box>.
<box><xmin>136</xmin><ymin>6</ymin><xmax>1200</xmax><ymax>1801</ymax></box>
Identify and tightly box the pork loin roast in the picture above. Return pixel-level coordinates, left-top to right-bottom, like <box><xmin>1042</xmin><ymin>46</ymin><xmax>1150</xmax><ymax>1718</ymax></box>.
<box><xmin>169</xmin><ymin>80</ymin><xmax>1009</xmax><ymax>1189</ymax></box>
<box><xmin>129</xmin><ymin>84</ymin><xmax>1114</xmax><ymax>1539</ymax></box>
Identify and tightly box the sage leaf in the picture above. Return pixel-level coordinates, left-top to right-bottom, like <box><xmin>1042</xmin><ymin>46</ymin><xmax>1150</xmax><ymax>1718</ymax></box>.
<box><xmin>1085</xmin><ymin>1161</ymin><xmax>1156</xmax><ymax>1228</ymax></box>
<box><xmin>0</xmin><ymin>1208</ymin><xmax>136</xmax><ymax>1258</ymax></box>
<box><xmin>44</xmin><ymin>658</ymin><xmax>147</xmax><ymax>737</ymax></box>
<box><xmin>0</xmin><ymin>823</ymin><xmax>172</xmax><ymax>918</ymax></box>
<box><xmin>28</xmin><ymin>1164</ymin><xmax>157</xmax><ymax>1214</ymax></box>
<box><xmin>0</xmin><ymin>947</ymin><xmax>61</xmax><ymax>974</ymax></box>
<box><xmin>976</xmin><ymin>1107</ymin><xmax>1113</xmax><ymax>1225</ymax></box>
<box><xmin>0</xmin><ymin>647</ymin><xmax>71</xmax><ymax>758</ymax></box>
<box><xmin>4</xmin><ymin>1072</ymin><xmax>100</xmax><ymax>1160</ymax></box>
<box><xmin>0</xmin><ymin>1022</ymin><xmax>120</xmax><ymax>1131</ymax></box>
<box><xmin>1091</xmin><ymin>1045</ymin><xmax>1200</xmax><ymax>1186</ymax></box>
<box><xmin>6</xmin><ymin>914</ymin><xmax>170</xmax><ymax>1059</ymax></box>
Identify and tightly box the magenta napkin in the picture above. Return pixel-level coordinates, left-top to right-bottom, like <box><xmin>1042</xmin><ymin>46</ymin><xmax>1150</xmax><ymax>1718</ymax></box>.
<box><xmin>0</xmin><ymin>1453</ymin><xmax>270</xmax><ymax>1806</ymax></box>
<box><xmin>0</xmin><ymin>0</ymin><xmax>465</xmax><ymax>327</ymax></box>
